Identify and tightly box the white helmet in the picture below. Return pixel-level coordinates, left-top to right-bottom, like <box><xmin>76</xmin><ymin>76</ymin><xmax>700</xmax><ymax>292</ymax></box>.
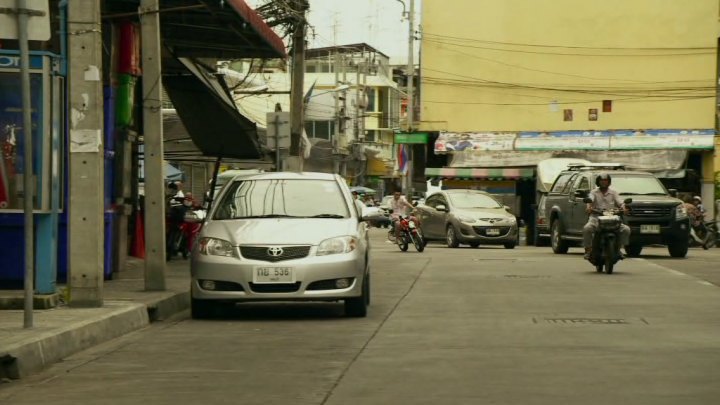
<box><xmin>693</xmin><ymin>195</ymin><xmax>702</xmax><ymax>202</ymax></box>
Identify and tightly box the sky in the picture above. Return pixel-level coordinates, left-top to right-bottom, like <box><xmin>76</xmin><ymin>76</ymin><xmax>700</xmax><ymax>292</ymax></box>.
<box><xmin>246</xmin><ymin>0</ymin><xmax>421</xmax><ymax>65</ymax></box>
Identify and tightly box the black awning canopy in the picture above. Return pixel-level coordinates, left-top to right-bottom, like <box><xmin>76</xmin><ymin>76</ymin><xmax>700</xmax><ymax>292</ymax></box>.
<box><xmin>104</xmin><ymin>0</ymin><xmax>286</xmax><ymax>60</ymax></box>
<box><xmin>163</xmin><ymin>58</ymin><xmax>262</xmax><ymax>159</ymax></box>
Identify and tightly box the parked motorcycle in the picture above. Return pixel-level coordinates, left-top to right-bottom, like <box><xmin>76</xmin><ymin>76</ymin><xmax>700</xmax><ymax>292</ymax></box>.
<box><xmin>166</xmin><ymin>201</ymin><xmax>206</xmax><ymax>260</ymax></box>
<box><xmin>387</xmin><ymin>214</ymin><xmax>425</xmax><ymax>252</ymax></box>
<box><xmin>584</xmin><ymin>197</ymin><xmax>632</xmax><ymax>274</ymax></box>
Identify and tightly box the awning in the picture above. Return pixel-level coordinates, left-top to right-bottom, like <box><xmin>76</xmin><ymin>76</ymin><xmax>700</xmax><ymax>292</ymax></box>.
<box><xmin>103</xmin><ymin>0</ymin><xmax>286</xmax><ymax>59</ymax></box>
<box><xmin>163</xmin><ymin>58</ymin><xmax>262</xmax><ymax>159</ymax></box>
<box><xmin>425</xmin><ymin>167</ymin><xmax>535</xmax><ymax>180</ymax></box>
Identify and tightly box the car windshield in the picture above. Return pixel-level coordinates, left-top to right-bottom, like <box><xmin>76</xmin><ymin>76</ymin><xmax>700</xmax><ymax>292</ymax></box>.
<box><xmin>448</xmin><ymin>192</ymin><xmax>502</xmax><ymax>209</ymax></box>
<box><xmin>611</xmin><ymin>176</ymin><xmax>668</xmax><ymax>195</ymax></box>
<box><xmin>213</xmin><ymin>179</ymin><xmax>350</xmax><ymax>220</ymax></box>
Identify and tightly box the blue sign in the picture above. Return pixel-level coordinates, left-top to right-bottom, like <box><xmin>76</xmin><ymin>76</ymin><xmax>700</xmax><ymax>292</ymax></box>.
<box><xmin>0</xmin><ymin>54</ymin><xmax>44</xmax><ymax>70</ymax></box>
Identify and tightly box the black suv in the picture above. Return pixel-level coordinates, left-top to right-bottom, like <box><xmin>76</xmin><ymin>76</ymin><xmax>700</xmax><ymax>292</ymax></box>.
<box><xmin>544</xmin><ymin>164</ymin><xmax>690</xmax><ymax>258</ymax></box>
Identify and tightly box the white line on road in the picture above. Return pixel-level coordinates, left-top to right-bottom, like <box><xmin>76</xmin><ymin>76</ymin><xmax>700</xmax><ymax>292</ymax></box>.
<box><xmin>638</xmin><ymin>259</ymin><xmax>688</xmax><ymax>276</ymax></box>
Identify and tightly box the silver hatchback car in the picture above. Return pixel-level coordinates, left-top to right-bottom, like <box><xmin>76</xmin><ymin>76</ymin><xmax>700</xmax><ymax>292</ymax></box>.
<box><xmin>190</xmin><ymin>172</ymin><xmax>375</xmax><ymax>318</ymax></box>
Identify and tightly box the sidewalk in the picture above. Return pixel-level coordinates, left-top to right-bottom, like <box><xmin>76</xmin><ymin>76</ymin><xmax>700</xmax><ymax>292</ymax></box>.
<box><xmin>0</xmin><ymin>257</ymin><xmax>190</xmax><ymax>380</ymax></box>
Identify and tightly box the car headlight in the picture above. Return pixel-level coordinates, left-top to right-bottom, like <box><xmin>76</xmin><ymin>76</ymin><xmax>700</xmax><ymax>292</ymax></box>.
<box><xmin>456</xmin><ymin>214</ymin><xmax>476</xmax><ymax>223</ymax></box>
<box><xmin>506</xmin><ymin>216</ymin><xmax>517</xmax><ymax>224</ymax></box>
<box><xmin>675</xmin><ymin>204</ymin><xmax>687</xmax><ymax>220</ymax></box>
<box><xmin>317</xmin><ymin>236</ymin><xmax>357</xmax><ymax>256</ymax></box>
<box><xmin>198</xmin><ymin>237</ymin><xmax>236</xmax><ymax>257</ymax></box>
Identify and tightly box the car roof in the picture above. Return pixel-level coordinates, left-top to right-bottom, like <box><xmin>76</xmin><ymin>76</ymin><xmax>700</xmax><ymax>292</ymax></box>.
<box><xmin>231</xmin><ymin>171</ymin><xmax>339</xmax><ymax>182</ymax></box>
<box><xmin>560</xmin><ymin>169</ymin><xmax>655</xmax><ymax>177</ymax></box>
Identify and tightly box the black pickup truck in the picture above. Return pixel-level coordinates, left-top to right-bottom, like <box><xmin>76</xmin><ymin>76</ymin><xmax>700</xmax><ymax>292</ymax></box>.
<box><xmin>544</xmin><ymin>167</ymin><xmax>690</xmax><ymax>257</ymax></box>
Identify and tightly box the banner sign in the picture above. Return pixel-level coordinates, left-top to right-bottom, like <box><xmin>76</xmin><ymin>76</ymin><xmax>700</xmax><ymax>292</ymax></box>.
<box><xmin>435</xmin><ymin>129</ymin><xmax>715</xmax><ymax>154</ymax></box>
<box><xmin>515</xmin><ymin>131</ymin><xmax>610</xmax><ymax>151</ymax></box>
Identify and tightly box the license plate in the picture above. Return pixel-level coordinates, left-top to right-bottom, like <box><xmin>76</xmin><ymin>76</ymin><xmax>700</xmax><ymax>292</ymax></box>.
<box><xmin>253</xmin><ymin>267</ymin><xmax>294</xmax><ymax>284</ymax></box>
<box><xmin>640</xmin><ymin>224</ymin><xmax>660</xmax><ymax>234</ymax></box>
<box><xmin>486</xmin><ymin>228</ymin><xmax>500</xmax><ymax>236</ymax></box>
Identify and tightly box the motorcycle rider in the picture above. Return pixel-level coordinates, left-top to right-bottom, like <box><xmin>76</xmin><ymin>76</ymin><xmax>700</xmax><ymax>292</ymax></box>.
<box><xmin>583</xmin><ymin>173</ymin><xmax>631</xmax><ymax>260</ymax></box>
<box><xmin>389</xmin><ymin>191</ymin><xmax>416</xmax><ymax>239</ymax></box>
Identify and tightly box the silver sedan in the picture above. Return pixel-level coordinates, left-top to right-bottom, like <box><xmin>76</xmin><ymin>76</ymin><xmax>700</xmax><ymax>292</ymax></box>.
<box><xmin>190</xmin><ymin>172</ymin><xmax>377</xmax><ymax>318</ymax></box>
<box><xmin>415</xmin><ymin>189</ymin><xmax>519</xmax><ymax>249</ymax></box>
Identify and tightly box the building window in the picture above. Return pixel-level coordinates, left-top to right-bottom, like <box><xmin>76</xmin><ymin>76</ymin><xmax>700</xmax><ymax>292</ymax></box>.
<box><xmin>304</xmin><ymin>120</ymin><xmax>334</xmax><ymax>140</ymax></box>
<box><xmin>366</xmin><ymin>88</ymin><xmax>376</xmax><ymax>112</ymax></box>
<box><xmin>365</xmin><ymin>130</ymin><xmax>377</xmax><ymax>142</ymax></box>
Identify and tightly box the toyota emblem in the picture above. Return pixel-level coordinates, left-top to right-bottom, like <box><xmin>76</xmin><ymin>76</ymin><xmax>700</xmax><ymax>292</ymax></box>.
<box><xmin>267</xmin><ymin>247</ymin><xmax>284</xmax><ymax>257</ymax></box>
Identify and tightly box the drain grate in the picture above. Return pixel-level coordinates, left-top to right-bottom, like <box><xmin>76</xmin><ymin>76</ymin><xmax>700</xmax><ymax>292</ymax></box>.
<box><xmin>533</xmin><ymin>317</ymin><xmax>649</xmax><ymax>325</ymax></box>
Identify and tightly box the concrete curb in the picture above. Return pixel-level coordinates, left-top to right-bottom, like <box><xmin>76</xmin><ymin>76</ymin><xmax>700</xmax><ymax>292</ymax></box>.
<box><xmin>1</xmin><ymin>291</ymin><xmax>189</xmax><ymax>379</ymax></box>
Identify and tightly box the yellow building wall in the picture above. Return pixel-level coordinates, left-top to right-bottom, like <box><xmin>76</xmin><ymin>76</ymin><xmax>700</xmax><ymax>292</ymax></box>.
<box><xmin>420</xmin><ymin>0</ymin><xmax>719</xmax><ymax>133</ymax></box>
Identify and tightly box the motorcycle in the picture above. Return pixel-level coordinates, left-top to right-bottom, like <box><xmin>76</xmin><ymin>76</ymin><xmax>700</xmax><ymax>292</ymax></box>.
<box><xmin>584</xmin><ymin>197</ymin><xmax>632</xmax><ymax>274</ymax></box>
<box><xmin>166</xmin><ymin>200</ymin><xmax>206</xmax><ymax>260</ymax></box>
<box><xmin>387</xmin><ymin>213</ymin><xmax>425</xmax><ymax>252</ymax></box>
<box><xmin>690</xmin><ymin>219</ymin><xmax>718</xmax><ymax>249</ymax></box>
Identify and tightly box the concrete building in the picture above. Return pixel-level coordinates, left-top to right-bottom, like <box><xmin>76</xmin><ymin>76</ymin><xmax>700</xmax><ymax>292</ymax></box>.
<box><xmin>230</xmin><ymin>43</ymin><xmax>402</xmax><ymax>191</ymax></box>
<box><xmin>420</xmin><ymin>0</ymin><xmax>720</xmax><ymax>224</ymax></box>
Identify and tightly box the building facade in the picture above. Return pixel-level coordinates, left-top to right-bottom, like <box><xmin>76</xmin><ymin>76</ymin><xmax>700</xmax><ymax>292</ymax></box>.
<box><xmin>420</xmin><ymin>0</ymin><xmax>720</xmax><ymax>223</ymax></box>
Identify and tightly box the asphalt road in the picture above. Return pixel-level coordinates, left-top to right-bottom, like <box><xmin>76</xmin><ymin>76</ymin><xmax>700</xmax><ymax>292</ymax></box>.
<box><xmin>2</xmin><ymin>228</ymin><xmax>719</xmax><ymax>405</ymax></box>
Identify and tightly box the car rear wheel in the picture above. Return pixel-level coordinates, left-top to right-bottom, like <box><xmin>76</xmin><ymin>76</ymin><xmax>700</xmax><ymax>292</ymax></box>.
<box><xmin>446</xmin><ymin>226</ymin><xmax>460</xmax><ymax>248</ymax></box>
<box><xmin>504</xmin><ymin>242</ymin><xmax>516</xmax><ymax>249</ymax></box>
<box><xmin>550</xmin><ymin>220</ymin><xmax>569</xmax><ymax>254</ymax></box>
<box><xmin>469</xmin><ymin>242</ymin><xmax>480</xmax><ymax>248</ymax></box>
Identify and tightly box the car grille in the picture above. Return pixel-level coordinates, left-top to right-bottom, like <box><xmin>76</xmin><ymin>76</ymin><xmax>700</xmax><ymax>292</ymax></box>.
<box><xmin>628</xmin><ymin>205</ymin><xmax>673</xmax><ymax>218</ymax></box>
<box><xmin>249</xmin><ymin>282</ymin><xmax>302</xmax><ymax>293</ymax></box>
<box><xmin>472</xmin><ymin>226</ymin><xmax>511</xmax><ymax>236</ymax></box>
<box><xmin>240</xmin><ymin>246</ymin><xmax>311</xmax><ymax>262</ymax></box>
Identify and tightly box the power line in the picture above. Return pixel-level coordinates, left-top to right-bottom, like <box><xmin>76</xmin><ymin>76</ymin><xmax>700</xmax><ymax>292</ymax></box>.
<box><xmin>423</xmin><ymin>38</ymin><xmax>714</xmax><ymax>57</ymax></box>
<box><xmin>422</xmin><ymin>32</ymin><xmax>715</xmax><ymax>51</ymax></box>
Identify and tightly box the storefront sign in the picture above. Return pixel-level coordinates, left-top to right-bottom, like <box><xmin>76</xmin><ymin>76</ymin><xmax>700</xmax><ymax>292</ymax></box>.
<box><xmin>395</xmin><ymin>132</ymin><xmax>428</xmax><ymax>144</ymax></box>
<box><xmin>434</xmin><ymin>132</ymin><xmax>515</xmax><ymax>153</ymax></box>
<box><xmin>610</xmin><ymin>130</ymin><xmax>714</xmax><ymax>149</ymax></box>
<box><xmin>515</xmin><ymin>131</ymin><xmax>610</xmax><ymax>151</ymax></box>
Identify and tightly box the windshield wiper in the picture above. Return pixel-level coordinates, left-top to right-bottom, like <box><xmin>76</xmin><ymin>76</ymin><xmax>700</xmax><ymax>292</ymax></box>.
<box><xmin>309</xmin><ymin>214</ymin><xmax>346</xmax><ymax>218</ymax></box>
<box><xmin>621</xmin><ymin>192</ymin><xmax>666</xmax><ymax>196</ymax></box>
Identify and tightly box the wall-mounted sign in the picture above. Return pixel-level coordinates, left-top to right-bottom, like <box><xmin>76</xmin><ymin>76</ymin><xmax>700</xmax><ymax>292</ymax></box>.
<box><xmin>515</xmin><ymin>131</ymin><xmax>610</xmax><ymax>151</ymax></box>
<box><xmin>395</xmin><ymin>132</ymin><xmax>428</xmax><ymax>144</ymax></box>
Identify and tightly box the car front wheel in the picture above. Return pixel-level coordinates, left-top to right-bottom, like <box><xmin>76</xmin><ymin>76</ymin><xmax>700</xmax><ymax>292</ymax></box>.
<box><xmin>446</xmin><ymin>226</ymin><xmax>460</xmax><ymax>248</ymax></box>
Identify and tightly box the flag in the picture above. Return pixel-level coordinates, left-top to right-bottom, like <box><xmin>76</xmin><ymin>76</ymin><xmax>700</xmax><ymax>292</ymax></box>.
<box><xmin>397</xmin><ymin>144</ymin><xmax>408</xmax><ymax>174</ymax></box>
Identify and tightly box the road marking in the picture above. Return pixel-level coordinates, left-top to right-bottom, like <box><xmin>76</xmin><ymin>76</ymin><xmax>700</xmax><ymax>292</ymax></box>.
<box><xmin>639</xmin><ymin>259</ymin><xmax>687</xmax><ymax>276</ymax></box>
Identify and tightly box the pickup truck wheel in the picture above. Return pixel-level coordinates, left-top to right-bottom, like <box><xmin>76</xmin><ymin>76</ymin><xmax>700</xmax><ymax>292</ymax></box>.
<box><xmin>625</xmin><ymin>243</ymin><xmax>642</xmax><ymax>257</ymax></box>
<box><xmin>446</xmin><ymin>226</ymin><xmax>460</xmax><ymax>248</ymax></box>
<box><xmin>668</xmin><ymin>238</ymin><xmax>688</xmax><ymax>258</ymax></box>
<box><xmin>550</xmin><ymin>220</ymin><xmax>569</xmax><ymax>254</ymax></box>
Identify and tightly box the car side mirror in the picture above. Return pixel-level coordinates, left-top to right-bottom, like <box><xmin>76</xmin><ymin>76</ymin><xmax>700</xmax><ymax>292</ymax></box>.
<box><xmin>582</xmin><ymin>197</ymin><xmax>592</xmax><ymax>204</ymax></box>
<box><xmin>574</xmin><ymin>189</ymin><xmax>588</xmax><ymax>199</ymax></box>
<box><xmin>504</xmin><ymin>205</ymin><xmax>511</xmax><ymax>212</ymax></box>
<box><xmin>436</xmin><ymin>204</ymin><xmax>448</xmax><ymax>212</ymax></box>
<box><xmin>668</xmin><ymin>189</ymin><xmax>678</xmax><ymax>197</ymax></box>
<box><xmin>623</xmin><ymin>198</ymin><xmax>633</xmax><ymax>204</ymax></box>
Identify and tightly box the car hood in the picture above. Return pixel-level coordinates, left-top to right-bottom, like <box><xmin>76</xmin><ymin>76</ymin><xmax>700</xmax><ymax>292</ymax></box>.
<box><xmin>620</xmin><ymin>195</ymin><xmax>682</xmax><ymax>205</ymax></box>
<box><xmin>454</xmin><ymin>207</ymin><xmax>514</xmax><ymax>219</ymax></box>
<box><xmin>202</xmin><ymin>218</ymin><xmax>359</xmax><ymax>245</ymax></box>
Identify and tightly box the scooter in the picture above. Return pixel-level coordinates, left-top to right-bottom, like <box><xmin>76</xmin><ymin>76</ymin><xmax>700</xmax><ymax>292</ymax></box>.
<box><xmin>584</xmin><ymin>197</ymin><xmax>632</xmax><ymax>274</ymax></box>
<box><xmin>689</xmin><ymin>219</ymin><xmax>718</xmax><ymax>249</ymax></box>
<box><xmin>388</xmin><ymin>214</ymin><xmax>425</xmax><ymax>252</ymax></box>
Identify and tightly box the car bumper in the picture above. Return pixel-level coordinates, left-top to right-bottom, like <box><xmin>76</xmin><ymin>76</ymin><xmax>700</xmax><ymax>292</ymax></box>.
<box><xmin>627</xmin><ymin>218</ymin><xmax>690</xmax><ymax>244</ymax></box>
<box><xmin>456</xmin><ymin>222</ymin><xmax>519</xmax><ymax>244</ymax></box>
<box><xmin>191</xmin><ymin>248</ymin><xmax>366</xmax><ymax>302</ymax></box>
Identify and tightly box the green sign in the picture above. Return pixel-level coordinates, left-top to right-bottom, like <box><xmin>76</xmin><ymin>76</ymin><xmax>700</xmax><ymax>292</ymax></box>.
<box><xmin>394</xmin><ymin>132</ymin><xmax>428</xmax><ymax>144</ymax></box>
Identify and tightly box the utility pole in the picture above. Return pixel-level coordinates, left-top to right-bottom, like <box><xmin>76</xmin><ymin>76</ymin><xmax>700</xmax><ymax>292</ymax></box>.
<box><xmin>140</xmin><ymin>0</ymin><xmax>166</xmax><ymax>290</ymax></box>
<box><xmin>333</xmin><ymin>51</ymin><xmax>341</xmax><ymax>174</ymax></box>
<box><xmin>68</xmin><ymin>0</ymin><xmax>105</xmax><ymax>307</ymax></box>
<box><xmin>289</xmin><ymin>0</ymin><xmax>308</xmax><ymax>171</ymax></box>
<box><xmin>404</xmin><ymin>0</ymin><xmax>415</xmax><ymax>195</ymax></box>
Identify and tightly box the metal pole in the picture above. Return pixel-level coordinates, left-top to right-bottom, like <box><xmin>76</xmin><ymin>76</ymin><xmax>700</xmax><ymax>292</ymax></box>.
<box><xmin>274</xmin><ymin>114</ymin><xmax>281</xmax><ymax>171</ymax></box>
<box><xmin>289</xmin><ymin>0</ymin><xmax>307</xmax><ymax>171</ymax></box>
<box><xmin>17</xmin><ymin>0</ymin><xmax>34</xmax><ymax>328</ymax></box>
<box><xmin>405</xmin><ymin>0</ymin><xmax>415</xmax><ymax>195</ymax></box>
